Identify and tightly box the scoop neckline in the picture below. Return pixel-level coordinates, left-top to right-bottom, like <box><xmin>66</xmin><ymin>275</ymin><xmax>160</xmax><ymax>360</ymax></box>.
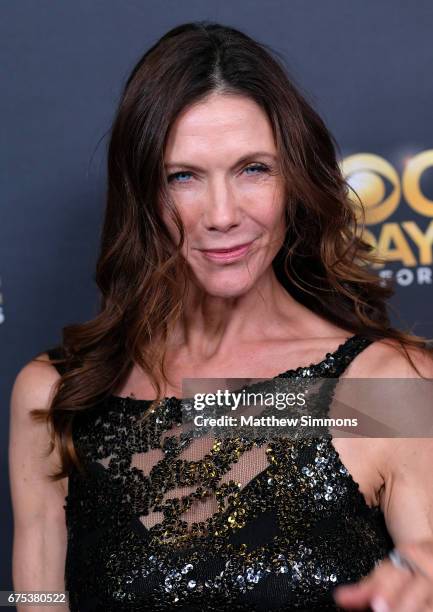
<box><xmin>105</xmin><ymin>333</ymin><xmax>365</xmax><ymax>405</ymax></box>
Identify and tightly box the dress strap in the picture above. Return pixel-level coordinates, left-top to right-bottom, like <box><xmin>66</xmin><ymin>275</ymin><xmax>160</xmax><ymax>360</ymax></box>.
<box><xmin>331</xmin><ymin>334</ymin><xmax>374</xmax><ymax>377</ymax></box>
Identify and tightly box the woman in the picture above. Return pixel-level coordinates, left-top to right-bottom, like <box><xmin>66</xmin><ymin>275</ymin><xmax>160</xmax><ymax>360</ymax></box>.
<box><xmin>9</xmin><ymin>21</ymin><xmax>433</xmax><ymax>612</ymax></box>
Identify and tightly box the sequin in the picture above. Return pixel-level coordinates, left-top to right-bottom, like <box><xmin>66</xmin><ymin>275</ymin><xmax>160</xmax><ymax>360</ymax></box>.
<box><xmin>47</xmin><ymin>335</ymin><xmax>395</xmax><ymax>611</ymax></box>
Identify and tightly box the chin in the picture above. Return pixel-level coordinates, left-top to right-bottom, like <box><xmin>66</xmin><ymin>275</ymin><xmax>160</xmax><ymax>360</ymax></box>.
<box><xmin>198</xmin><ymin>275</ymin><xmax>256</xmax><ymax>297</ymax></box>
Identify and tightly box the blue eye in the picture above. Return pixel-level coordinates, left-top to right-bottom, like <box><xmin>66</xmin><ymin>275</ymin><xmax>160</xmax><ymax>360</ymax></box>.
<box><xmin>244</xmin><ymin>163</ymin><xmax>269</xmax><ymax>175</ymax></box>
<box><xmin>167</xmin><ymin>171</ymin><xmax>193</xmax><ymax>183</ymax></box>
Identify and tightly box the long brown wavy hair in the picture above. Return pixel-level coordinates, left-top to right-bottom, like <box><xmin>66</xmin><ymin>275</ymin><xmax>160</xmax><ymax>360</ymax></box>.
<box><xmin>31</xmin><ymin>21</ymin><xmax>433</xmax><ymax>480</ymax></box>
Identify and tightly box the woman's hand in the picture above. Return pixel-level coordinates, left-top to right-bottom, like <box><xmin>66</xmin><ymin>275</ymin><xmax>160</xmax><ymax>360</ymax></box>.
<box><xmin>333</xmin><ymin>540</ymin><xmax>433</xmax><ymax>611</ymax></box>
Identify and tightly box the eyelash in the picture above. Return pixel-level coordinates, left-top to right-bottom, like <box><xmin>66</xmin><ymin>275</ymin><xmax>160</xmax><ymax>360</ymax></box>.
<box><xmin>167</xmin><ymin>163</ymin><xmax>271</xmax><ymax>184</ymax></box>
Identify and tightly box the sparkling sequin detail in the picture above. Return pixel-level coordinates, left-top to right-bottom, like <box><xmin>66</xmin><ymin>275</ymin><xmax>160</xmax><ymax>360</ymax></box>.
<box><xmin>48</xmin><ymin>335</ymin><xmax>394</xmax><ymax>611</ymax></box>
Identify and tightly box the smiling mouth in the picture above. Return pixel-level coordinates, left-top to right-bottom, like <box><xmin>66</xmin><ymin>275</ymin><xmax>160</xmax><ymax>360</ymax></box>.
<box><xmin>199</xmin><ymin>240</ymin><xmax>256</xmax><ymax>262</ymax></box>
<box><xmin>200</xmin><ymin>241</ymin><xmax>255</xmax><ymax>254</ymax></box>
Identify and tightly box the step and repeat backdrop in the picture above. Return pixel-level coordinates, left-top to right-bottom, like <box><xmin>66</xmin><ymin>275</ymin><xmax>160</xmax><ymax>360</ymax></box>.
<box><xmin>1</xmin><ymin>0</ymin><xmax>432</xmax><ymax>590</ymax></box>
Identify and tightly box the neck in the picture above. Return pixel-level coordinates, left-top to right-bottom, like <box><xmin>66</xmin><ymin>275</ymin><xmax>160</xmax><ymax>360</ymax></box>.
<box><xmin>167</xmin><ymin>268</ymin><xmax>311</xmax><ymax>362</ymax></box>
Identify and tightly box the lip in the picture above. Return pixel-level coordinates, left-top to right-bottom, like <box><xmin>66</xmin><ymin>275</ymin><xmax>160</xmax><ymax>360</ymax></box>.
<box><xmin>200</xmin><ymin>240</ymin><xmax>255</xmax><ymax>262</ymax></box>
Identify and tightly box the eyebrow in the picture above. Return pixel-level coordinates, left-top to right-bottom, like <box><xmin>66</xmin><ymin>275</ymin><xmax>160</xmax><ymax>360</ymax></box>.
<box><xmin>164</xmin><ymin>151</ymin><xmax>278</xmax><ymax>171</ymax></box>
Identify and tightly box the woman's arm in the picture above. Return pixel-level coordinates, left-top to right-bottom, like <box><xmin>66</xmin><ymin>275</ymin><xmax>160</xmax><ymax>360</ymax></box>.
<box><xmin>334</xmin><ymin>345</ymin><xmax>433</xmax><ymax>611</ymax></box>
<box><xmin>9</xmin><ymin>353</ymin><xmax>69</xmax><ymax>611</ymax></box>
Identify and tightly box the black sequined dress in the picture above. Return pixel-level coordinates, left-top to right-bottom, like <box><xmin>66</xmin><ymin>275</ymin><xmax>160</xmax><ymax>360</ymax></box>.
<box><xmin>46</xmin><ymin>334</ymin><xmax>394</xmax><ymax>611</ymax></box>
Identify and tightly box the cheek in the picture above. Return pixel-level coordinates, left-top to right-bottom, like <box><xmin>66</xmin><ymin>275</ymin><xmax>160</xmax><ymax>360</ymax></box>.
<box><xmin>160</xmin><ymin>207</ymin><xmax>201</xmax><ymax>260</ymax></box>
<box><xmin>160</xmin><ymin>197</ymin><xmax>193</xmax><ymax>240</ymax></box>
<box><xmin>253</xmin><ymin>186</ymin><xmax>286</xmax><ymax>230</ymax></box>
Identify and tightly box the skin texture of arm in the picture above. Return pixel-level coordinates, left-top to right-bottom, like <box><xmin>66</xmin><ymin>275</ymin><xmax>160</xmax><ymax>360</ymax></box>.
<box><xmin>334</xmin><ymin>343</ymin><xmax>433</xmax><ymax>610</ymax></box>
<box><xmin>379</xmin><ymin>345</ymin><xmax>433</xmax><ymax>547</ymax></box>
<box><xmin>8</xmin><ymin>353</ymin><xmax>69</xmax><ymax>612</ymax></box>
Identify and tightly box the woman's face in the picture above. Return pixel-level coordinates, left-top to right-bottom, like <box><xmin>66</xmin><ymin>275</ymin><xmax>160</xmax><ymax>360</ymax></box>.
<box><xmin>162</xmin><ymin>93</ymin><xmax>287</xmax><ymax>297</ymax></box>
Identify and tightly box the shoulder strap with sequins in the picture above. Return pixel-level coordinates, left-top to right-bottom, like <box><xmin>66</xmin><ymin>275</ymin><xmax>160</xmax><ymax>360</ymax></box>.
<box><xmin>332</xmin><ymin>335</ymin><xmax>374</xmax><ymax>377</ymax></box>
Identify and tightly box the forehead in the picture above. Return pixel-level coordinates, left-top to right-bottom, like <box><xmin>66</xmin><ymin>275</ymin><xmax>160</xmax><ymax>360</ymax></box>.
<box><xmin>164</xmin><ymin>93</ymin><xmax>276</xmax><ymax>162</ymax></box>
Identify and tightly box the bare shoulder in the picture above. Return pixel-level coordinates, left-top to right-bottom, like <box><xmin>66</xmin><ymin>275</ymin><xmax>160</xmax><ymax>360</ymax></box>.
<box><xmin>10</xmin><ymin>351</ymin><xmax>62</xmax><ymax>415</ymax></box>
<box><xmin>9</xmin><ymin>350</ymin><xmax>64</xmax><ymax>488</ymax></box>
<box><xmin>345</xmin><ymin>336</ymin><xmax>433</xmax><ymax>378</ymax></box>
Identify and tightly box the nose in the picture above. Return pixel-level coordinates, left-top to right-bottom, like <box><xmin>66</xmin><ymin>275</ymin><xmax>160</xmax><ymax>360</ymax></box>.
<box><xmin>203</xmin><ymin>175</ymin><xmax>242</xmax><ymax>232</ymax></box>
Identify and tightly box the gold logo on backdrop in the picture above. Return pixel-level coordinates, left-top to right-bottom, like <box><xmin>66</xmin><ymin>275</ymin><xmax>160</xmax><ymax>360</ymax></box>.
<box><xmin>402</xmin><ymin>150</ymin><xmax>433</xmax><ymax>217</ymax></box>
<box><xmin>340</xmin><ymin>150</ymin><xmax>433</xmax><ymax>280</ymax></box>
<box><xmin>341</xmin><ymin>153</ymin><xmax>401</xmax><ymax>224</ymax></box>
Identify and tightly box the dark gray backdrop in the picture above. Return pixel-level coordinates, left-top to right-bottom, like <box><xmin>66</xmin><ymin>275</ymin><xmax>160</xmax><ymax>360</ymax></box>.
<box><xmin>2</xmin><ymin>0</ymin><xmax>433</xmax><ymax>591</ymax></box>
